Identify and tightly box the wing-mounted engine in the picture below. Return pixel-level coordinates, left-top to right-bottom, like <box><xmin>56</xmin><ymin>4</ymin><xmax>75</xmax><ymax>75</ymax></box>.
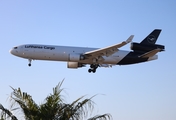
<box><xmin>130</xmin><ymin>42</ymin><xmax>165</xmax><ymax>52</ymax></box>
<box><xmin>67</xmin><ymin>62</ymin><xmax>85</xmax><ymax>69</ymax></box>
<box><xmin>69</xmin><ymin>54</ymin><xmax>85</xmax><ymax>61</ymax></box>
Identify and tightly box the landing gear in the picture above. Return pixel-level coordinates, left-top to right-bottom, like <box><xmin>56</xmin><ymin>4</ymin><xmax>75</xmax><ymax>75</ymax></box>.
<box><xmin>28</xmin><ymin>59</ymin><xmax>32</xmax><ymax>67</ymax></box>
<box><xmin>88</xmin><ymin>64</ymin><xmax>98</xmax><ymax>73</ymax></box>
<box><xmin>88</xmin><ymin>69</ymin><xmax>96</xmax><ymax>73</ymax></box>
<box><xmin>88</xmin><ymin>69</ymin><xmax>92</xmax><ymax>73</ymax></box>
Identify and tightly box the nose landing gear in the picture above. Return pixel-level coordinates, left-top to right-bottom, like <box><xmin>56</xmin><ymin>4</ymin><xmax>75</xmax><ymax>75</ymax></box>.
<box><xmin>88</xmin><ymin>64</ymin><xmax>99</xmax><ymax>73</ymax></box>
<box><xmin>28</xmin><ymin>59</ymin><xmax>32</xmax><ymax>67</ymax></box>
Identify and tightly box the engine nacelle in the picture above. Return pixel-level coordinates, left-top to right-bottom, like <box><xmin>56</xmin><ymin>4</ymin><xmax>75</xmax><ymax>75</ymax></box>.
<box><xmin>130</xmin><ymin>42</ymin><xmax>165</xmax><ymax>52</ymax></box>
<box><xmin>69</xmin><ymin>54</ymin><xmax>85</xmax><ymax>61</ymax></box>
<box><xmin>67</xmin><ymin>62</ymin><xmax>84</xmax><ymax>69</ymax></box>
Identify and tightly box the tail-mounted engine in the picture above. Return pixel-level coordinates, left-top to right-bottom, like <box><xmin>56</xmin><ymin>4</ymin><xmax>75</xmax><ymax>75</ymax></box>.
<box><xmin>130</xmin><ymin>42</ymin><xmax>165</xmax><ymax>52</ymax></box>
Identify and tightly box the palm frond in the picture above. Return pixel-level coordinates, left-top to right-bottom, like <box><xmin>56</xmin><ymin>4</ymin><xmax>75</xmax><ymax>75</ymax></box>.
<box><xmin>9</xmin><ymin>87</ymin><xmax>39</xmax><ymax>120</ymax></box>
<box><xmin>39</xmin><ymin>80</ymin><xmax>65</xmax><ymax>119</ymax></box>
<box><xmin>88</xmin><ymin>114</ymin><xmax>112</xmax><ymax>120</ymax></box>
<box><xmin>58</xmin><ymin>95</ymin><xmax>96</xmax><ymax>120</ymax></box>
<box><xmin>0</xmin><ymin>104</ymin><xmax>18</xmax><ymax>120</ymax></box>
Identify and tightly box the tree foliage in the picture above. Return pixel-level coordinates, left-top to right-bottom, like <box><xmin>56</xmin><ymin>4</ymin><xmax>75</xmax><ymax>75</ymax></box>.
<box><xmin>1</xmin><ymin>80</ymin><xmax>112</xmax><ymax>120</ymax></box>
<box><xmin>0</xmin><ymin>104</ymin><xmax>17</xmax><ymax>120</ymax></box>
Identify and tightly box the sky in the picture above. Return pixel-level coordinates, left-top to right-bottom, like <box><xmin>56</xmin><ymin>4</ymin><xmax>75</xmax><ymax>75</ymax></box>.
<box><xmin>0</xmin><ymin>0</ymin><xmax>176</xmax><ymax>120</ymax></box>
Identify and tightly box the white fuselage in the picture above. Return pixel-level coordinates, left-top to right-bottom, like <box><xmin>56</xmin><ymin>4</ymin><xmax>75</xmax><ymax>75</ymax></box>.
<box><xmin>10</xmin><ymin>44</ymin><xmax>131</xmax><ymax>65</ymax></box>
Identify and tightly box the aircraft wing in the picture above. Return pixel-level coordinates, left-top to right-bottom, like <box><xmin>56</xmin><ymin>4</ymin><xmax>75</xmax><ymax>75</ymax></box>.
<box><xmin>138</xmin><ymin>48</ymin><xmax>162</xmax><ymax>58</ymax></box>
<box><xmin>84</xmin><ymin>35</ymin><xmax>134</xmax><ymax>57</ymax></box>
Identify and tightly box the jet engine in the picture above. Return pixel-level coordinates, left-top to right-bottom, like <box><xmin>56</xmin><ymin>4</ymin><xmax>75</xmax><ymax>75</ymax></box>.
<box><xmin>67</xmin><ymin>62</ymin><xmax>85</xmax><ymax>69</ymax></box>
<box><xmin>69</xmin><ymin>54</ymin><xmax>85</xmax><ymax>61</ymax></box>
<box><xmin>130</xmin><ymin>42</ymin><xmax>165</xmax><ymax>52</ymax></box>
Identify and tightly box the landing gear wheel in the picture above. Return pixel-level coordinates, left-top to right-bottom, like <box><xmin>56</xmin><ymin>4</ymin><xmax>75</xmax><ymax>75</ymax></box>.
<box><xmin>88</xmin><ymin>69</ymin><xmax>92</xmax><ymax>73</ymax></box>
<box><xmin>88</xmin><ymin>64</ymin><xmax>98</xmax><ymax>73</ymax></box>
<box><xmin>28</xmin><ymin>63</ymin><xmax>31</xmax><ymax>67</ymax></box>
<box><xmin>92</xmin><ymin>69</ymin><xmax>96</xmax><ymax>73</ymax></box>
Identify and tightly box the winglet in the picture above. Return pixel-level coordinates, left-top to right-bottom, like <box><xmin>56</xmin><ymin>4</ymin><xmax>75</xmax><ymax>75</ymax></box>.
<box><xmin>126</xmin><ymin>35</ymin><xmax>134</xmax><ymax>43</ymax></box>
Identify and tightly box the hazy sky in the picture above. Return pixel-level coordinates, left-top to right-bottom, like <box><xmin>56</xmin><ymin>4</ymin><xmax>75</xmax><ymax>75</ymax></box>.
<box><xmin>0</xmin><ymin>1</ymin><xmax>176</xmax><ymax>120</ymax></box>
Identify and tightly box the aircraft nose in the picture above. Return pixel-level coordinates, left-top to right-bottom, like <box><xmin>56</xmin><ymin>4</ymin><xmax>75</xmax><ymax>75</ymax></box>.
<box><xmin>10</xmin><ymin>46</ymin><xmax>19</xmax><ymax>55</ymax></box>
<box><xmin>9</xmin><ymin>49</ymin><xmax>17</xmax><ymax>55</ymax></box>
<box><xmin>9</xmin><ymin>49</ymin><xmax>14</xmax><ymax>55</ymax></box>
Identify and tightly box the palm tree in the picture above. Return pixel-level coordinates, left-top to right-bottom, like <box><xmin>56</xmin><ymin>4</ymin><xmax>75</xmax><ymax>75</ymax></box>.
<box><xmin>9</xmin><ymin>80</ymin><xmax>112</xmax><ymax>120</ymax></box>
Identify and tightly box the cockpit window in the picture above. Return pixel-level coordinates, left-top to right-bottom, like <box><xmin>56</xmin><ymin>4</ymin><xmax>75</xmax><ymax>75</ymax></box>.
<box><xmin>13</xmin><ymin>47</ymin><xmax>18</xmax><ymax>49</ymax></box>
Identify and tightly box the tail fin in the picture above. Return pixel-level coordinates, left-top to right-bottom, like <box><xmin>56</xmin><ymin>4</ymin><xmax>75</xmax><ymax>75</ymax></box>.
<box><xmin>131</xmin><ymin>29</ymin><xmax>165</xmax><ymax>52</ymax></box>
<box><xmin>140</xmin><ymin>29</ymin><xmax>161</xmax><ymax>45</ymax></box>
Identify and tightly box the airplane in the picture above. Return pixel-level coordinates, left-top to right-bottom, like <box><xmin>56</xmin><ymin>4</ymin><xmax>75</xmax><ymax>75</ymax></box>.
<box><xmin>10</xmin><ymin>29</ymin><xmax>165</xmax><ymax>73</ymax></box>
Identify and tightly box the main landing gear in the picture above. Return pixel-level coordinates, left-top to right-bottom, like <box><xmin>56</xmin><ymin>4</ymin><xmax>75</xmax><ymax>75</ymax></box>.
<box><xmin>28</xmin><ymin>59</ymin><xmax>32</xmax><ymax>67</ymax></box>
<box><xmin>88</xmin><ymin>64</ymin><xmax>98</xmax><ymax>73</ymax></box>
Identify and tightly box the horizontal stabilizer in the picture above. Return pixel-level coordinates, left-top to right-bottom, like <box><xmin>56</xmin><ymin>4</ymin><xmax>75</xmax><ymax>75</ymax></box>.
<box><xmin>138</xmin><ymin>48</ymin><xmax>162</xmax><ymax>58</ymax></box>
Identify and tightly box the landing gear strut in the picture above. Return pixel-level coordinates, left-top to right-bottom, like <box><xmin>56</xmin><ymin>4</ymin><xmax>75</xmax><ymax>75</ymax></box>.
<box><xmin>88</xmin><ymin>64</ymin><xmax>98</xmax><ymax>73</ymax></box>
<box><xmin>28</xmin><ymin>59</ymin><xmax>32</xmax><ymax>67</ymax></box>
